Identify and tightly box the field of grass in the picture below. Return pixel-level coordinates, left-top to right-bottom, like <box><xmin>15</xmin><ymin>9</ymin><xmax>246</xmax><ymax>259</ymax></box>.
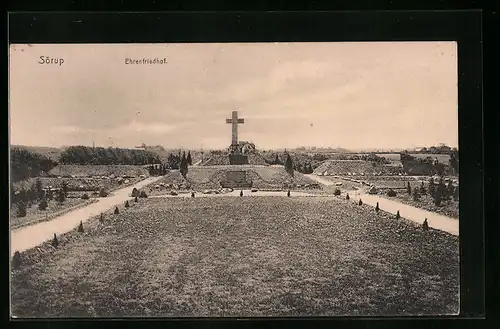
<box><xmin>11</xmin><ymin>197</ymin><xmax>459</xmax><ymax>317</ymax></box>
<box><xmin>10</xmin><ymin>198</ymin><xmax>92</xmax><ymax>230</ymax></box>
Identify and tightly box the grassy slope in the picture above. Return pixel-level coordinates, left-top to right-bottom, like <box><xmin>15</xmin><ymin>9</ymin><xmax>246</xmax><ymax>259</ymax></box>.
<box><xmin>11</xmin><ymin>197</ymin><xmax>459</xmax><ymax>317</ymax></box>
<box><xmin>144</xmin><ymin>167</ymin><xmax>320</xmax><ymax>194</ymax></box>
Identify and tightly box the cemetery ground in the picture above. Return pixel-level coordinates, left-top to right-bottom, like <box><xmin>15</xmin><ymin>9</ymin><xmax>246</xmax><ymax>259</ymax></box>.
<box><xmin>10</xmin><ymin>197</ymin><xmax>96</xmax><ymax>230</ymax></box>
<box><xmin>314</xmin><ymin>175</ymin><xmax>459</xmax><ymax>220</ymax></box>
<box><xmin>11</xmin><ymin>196</ymin><xmax>459</xmax><ymax>317</ymax></box>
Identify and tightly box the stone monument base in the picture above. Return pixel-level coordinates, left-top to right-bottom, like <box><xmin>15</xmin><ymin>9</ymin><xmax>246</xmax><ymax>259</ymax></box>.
<box><xmin>229</xmin><ymin>154</ymin><xmax>249</xmax><ymax>165</ymax></box>
<box><xmin>220</xmin><ymin>170</ymin><xmax>253</xmax><ymax>188</ymax></box>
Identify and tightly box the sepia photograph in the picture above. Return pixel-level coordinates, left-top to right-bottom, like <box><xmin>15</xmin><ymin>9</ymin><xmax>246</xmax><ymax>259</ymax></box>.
<box><xmin>9</xmin><ymin>42</ymin><xmax>459</xmax><ymax>317</ymax></box>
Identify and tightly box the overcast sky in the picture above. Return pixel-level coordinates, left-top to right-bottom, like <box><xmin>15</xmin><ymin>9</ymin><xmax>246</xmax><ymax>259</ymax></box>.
<box><xmin>9</xmin><ymin>42</ymin><xmax>457</xmax><ymax>150</ymax></box>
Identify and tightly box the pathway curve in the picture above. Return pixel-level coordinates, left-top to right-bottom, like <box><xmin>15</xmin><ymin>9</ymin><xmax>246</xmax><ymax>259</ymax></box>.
<box><xmin>10</xmin><ymin>176</ymin><xmax>164</xmax><ymax>256</ymax></box>
<box><xmin>305</xmin><ymin>174</ymin><xmax>459</xmax><ymax>236</ymax></box>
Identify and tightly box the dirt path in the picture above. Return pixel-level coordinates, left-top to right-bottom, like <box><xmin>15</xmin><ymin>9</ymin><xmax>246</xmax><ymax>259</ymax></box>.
<box><xmin>305</xmin><ymin>174</ymin><xmax>459</xmax><ymax>236</ymax></box>
<box><xmin>10</xmin><ymin>176</ymin><xmax>163</xmax><ymax>257</ymax></box>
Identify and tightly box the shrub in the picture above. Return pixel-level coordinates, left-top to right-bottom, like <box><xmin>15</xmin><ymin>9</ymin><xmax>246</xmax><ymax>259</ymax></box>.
<box><xmin>125</xmin><ymin>200</ymin><xmax>130</xmax><ymax>208</ymax></box>
<box><xmin>387</xmin><ymin>189</ymin><xmax>397</xmax><ymax>197</ymax></box>
<box><xmin>139</xmin><ymin>191</ymin><xmax>148</xmax><ymax>198</ymax></box>
<box><xmin>412</xmin><ymin>189</ymin><xmax>420</xmax><ymax>201</ymax></box>
<box><xmin>334</xmin><ymin>189</ymin><xmax>341</xmax><ymax>196</ymax></box>
<box><xmin>77</xmin><ymin>221</ymin><xmax>84</xmax><ymax>233</ymax></box>
<box><xmin>81</xmin><ymin>193</ymin><xmax>90</xmax><ymax>200</ymax></box>
<box><xmin>38</xmin><ymin>199</ymin><xmax>48</xmax><ymax>211</ymax></box>
<box><xmin>12</xmin><ymin>251</ymin><xmax>22</xmax><ymax>269</ymax></box>
<box><xmin>423</xmin><ymin>218</ymin><xmax>429</xmax><ymax>231</ymax></box>
<box><xmin>114</xmin><ymin>207</ymin><xmax>120</xmax><ymax>214</ymax></box>
<box><xmin>57</xmin><ymin>190</ymin><xmax>66</xmax><ymax>203</ymax></box>
<box><xmin>52</xmin><ymin>233</ymin><xmax>58</xmax><ymax>248</ymax></box>
<box><xmin>99</xmin><ymin>188</ymin><xmax>109</xmax><ymax>197</ymax></box>
<box><xmin>17</xmin><ymin>202</ymin><xmax>27</xmax><ymax>218</ymax></box>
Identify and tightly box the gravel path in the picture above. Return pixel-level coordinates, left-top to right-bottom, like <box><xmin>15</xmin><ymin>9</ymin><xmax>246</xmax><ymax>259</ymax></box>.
<box><xmin>10</xmin><ymin>176</ymin><xmax>164</xmax><ymax>257</ymax></box>
<box><xmin>305</xmin><ymin>174</ymin><xmax>459</xmax><ymax>236</ymax></box>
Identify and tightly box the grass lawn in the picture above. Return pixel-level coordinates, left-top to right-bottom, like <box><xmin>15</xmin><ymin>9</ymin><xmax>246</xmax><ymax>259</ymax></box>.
<box><xmin>11</xmin><ymin>197</ymin><xmax>459</xmax><ymax>317</ymax></box>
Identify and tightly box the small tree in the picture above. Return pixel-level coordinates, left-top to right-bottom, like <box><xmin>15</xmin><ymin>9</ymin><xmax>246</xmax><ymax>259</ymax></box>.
<box><xmin>114</xmin><ymin>206</ymin><xmax>120</xmax><ymax>214</ymax></box>
<box><xmin>307</xmin><ymin>163</ymin><xmax>313</xmax><ymax>174</ymax></box>
<box><xmin>78</xmin><ymin>221</ymin><xmax>84</xmax><ymax>233</ymax></box>
<box><xmin>81</xmin><ymin>193</ymin><xmax>90</xmax><ymax>200</ymax></box>
<box><xmin>438</xmin><ymin>178</ymin><xmax>448</xmax><ymax>201</ymax></box>
<box><xmin>38</xmin><ymin>198</ymin><xmax>48</xmax><ymax>211</ymax></box>
<box><xmin>413</xmin><ymin>188</ymin><xmax>420</xmax><ymax>201</ymax></box>
<box><xmin>284</xmin><ymin>154</ymin><xmax>294</xmax><ymax>176</ymax></box>
<box><xmin>35</xmin><ymin>178</ymin><xmax>44</xmax><ymax>200</ymax></box>
<box><xmin>423</xmin><ymin>218</ymin><xmax>429</xmax><ymax>231</ymax></box>
<box><xmin>99</xmin><ymin>213</ymin><xmax>104</xmax><ymax>223</ymax></box>
<box><xmin>407</xmin><ymin>182</ymin><xmax>412</xmax><ymax>195</ymax></box>
<box><xmin>420</xmin><ymin>181</ymin><xmax>426</xmax><ymax>195</ymax></box>
<box><xmin>346</xmin><ymin>193</ymin><xmax>350</xmax><ymax>200</ymax></box>
<box><xmin>125</xmin><ymin>200</ymin><xmax>130</xmax><ymax>208</ymax></box>
<box><xmin>57</xmin><ymin>189</ymin><xmax>66</xmax><ymax>203</ymax></box>
<box><xmin>28</xmin><ymin>184</ymin><xmax>37</xmax><ymax>205</ymax></box>
<box><xmin>375</xmin><ymin>202</ymin><xmax>379</xmax><ymax>212</ymax></box>
<box><xmin>187</xmin><ymin>151</ymin><xmax>192</xmax><ymax>166</ymax></box>
<box><xmin>287</xmin><ymin>190</ymin><xmax>291</xmax><ymax>197</ymax></box>
<box><xmin>191</xmin><ymin>192</ymin><xmax>195</xmax><ymax>198</ymax></box>
<box><xmin>334</xmin><ymin>189</ymin><xmax>341</xmax><ymax>196</ymax></box>
<box><xmin>358</xmin><ymin>199</ymin><xmax>363</xmax><ymax>206</ymax></box>
<box><xmin>131</xmin><ymin>188</ymin><xmax>140</xmax><ymax>197</ymax></box>
<box><xmin>139</xmin><ymin>191</ymin><xmax>148</xmax><ymax>198</ymax></box>
<box><xmin>434</xmin><ymin>187</ymin><xmax>443</xmax><ymax>206</ymax></box>
<box><xmin>99</xmin><ymin>188</ymin><xmax>109</xmax><ymax>198</ymax></box>
<box><xmin>12</xmin><ymin>251</ymin><xmax>22</xmax><ymax>269</ymax></box>
<box><xmin>396</xmin><ymin>210</ymin><xmax>401</xmax><ymax>219</ymax></box>
<box><xmin>134</xmin><ymin>196</ymin><xmax>139</xmax><ymax>202</ymax></box>
<box><xmin>17</xmin><ymin>202</ymin><xmax>27</xmax><ymax>218</ymax></box>
<box><xmin>52</xmin><ymin>233</ymin><xmax>58</xmax><ymax>248</ymax></box>
<box><xmin>453</xmin><ymin>185</ymin><xmax>459</xmax><ymax>201</ymax></box>
<box><xmin>428</xmin><ymin>178</ymin><xmax>435</xmax><ymax>197</ymax></box>
<box><xmin>240</xmin><ymin>190</ymin><xmax>243</xmax><ymax>197</ymax></box>
<box><xmin>180</xmin><ymin>152</ymin><xmax>189</xmax><ymax>178</ymax></box>
<box><xmin>62</xmin><ymin>181</ymin><xmax>69</xmax><ymax>197</ymax></box>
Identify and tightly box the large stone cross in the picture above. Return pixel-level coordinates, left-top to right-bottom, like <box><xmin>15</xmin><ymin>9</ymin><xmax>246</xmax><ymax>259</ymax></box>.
<box><xmin>225</xmin><ymin>110</ymin><xmax>244</xmax><ymax>150</ymax></box>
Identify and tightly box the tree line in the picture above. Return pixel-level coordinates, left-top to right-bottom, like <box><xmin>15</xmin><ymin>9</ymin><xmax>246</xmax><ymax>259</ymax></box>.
<box><xmin>59</xmin><ymin>146</ymin><xmax>162</xmax><ymax>165</ymax></box>
<box><xmin>148</xmin><ymin>151</ymin><xmax>192</xmax><ymax>177</ymax></box>
<box><xmin>11</xmin><ymin>147</ymin><xmax>58</xmax><ymax>182</ymax></box>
